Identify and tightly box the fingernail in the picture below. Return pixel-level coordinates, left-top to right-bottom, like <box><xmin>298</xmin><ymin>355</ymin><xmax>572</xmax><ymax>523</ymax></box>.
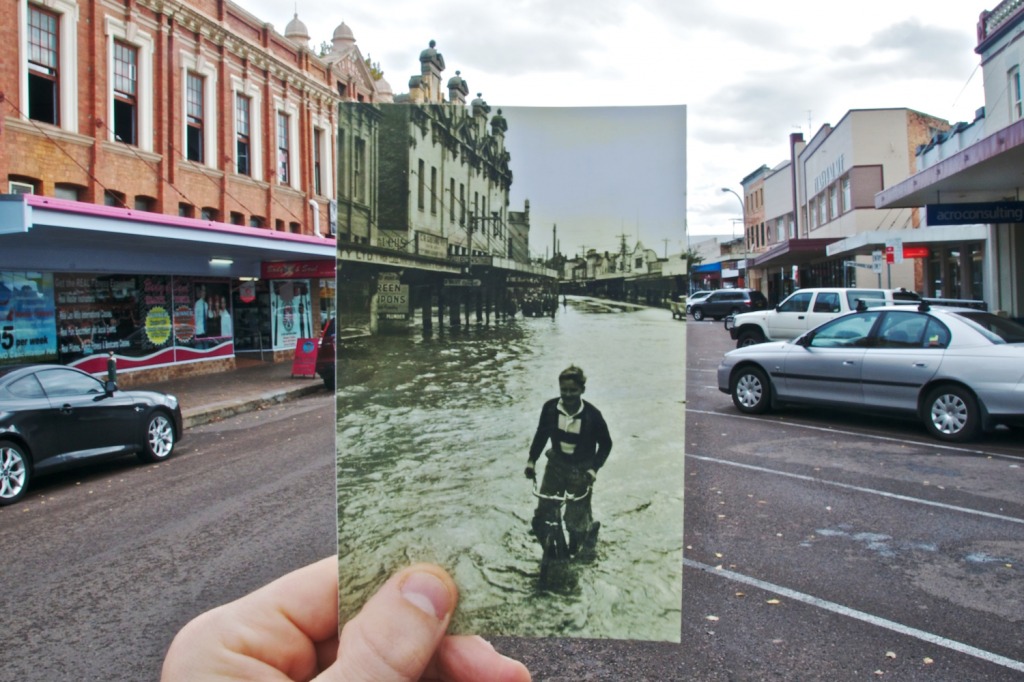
<box><xmin>400</xmin><ymin>571</ymin><xmax>453</xmax><ymax>621</ymax></box>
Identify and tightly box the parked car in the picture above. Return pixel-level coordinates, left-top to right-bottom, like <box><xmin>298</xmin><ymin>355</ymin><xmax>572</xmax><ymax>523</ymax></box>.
<box><xmin>683</xmin><ymin>290</ymin><xmax>714</xmax><ymax>317</ymax></box>
<box><xmin>316</xmin><ymin>317</ymin><xmax>336</xmax><ymax>390</ymax></box>
<box><xmin>0</xmin><ymin>364</ymin><xmax>183</xmax><ymax>506</ymax></box>
<box><xmin>690</xmin><ymin>289</ymin><xmax>768</xmax><ymax>321</ymax></box>
<box><xmin>717</xmin><ymin>303</ymin><xmax>1024</xmax><ymax>442</ymax></box>
<box><xmin>725</xmin><ymin>287</ymin><xmax>921</xmax><ymax>347</ymax></box>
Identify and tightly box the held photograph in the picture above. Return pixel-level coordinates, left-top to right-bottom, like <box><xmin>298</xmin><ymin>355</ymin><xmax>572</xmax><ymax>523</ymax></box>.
<box><xmin>335</xmin><ymin>103</ymin><xmax>688</xmax><ymax>641</ymax></box>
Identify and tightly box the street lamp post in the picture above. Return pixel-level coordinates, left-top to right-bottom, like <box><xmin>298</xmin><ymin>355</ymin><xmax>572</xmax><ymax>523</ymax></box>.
<box><xmin>720</xmin><ymin>187</ymin><xmax>747</xmax><ymax>287</ymax></box>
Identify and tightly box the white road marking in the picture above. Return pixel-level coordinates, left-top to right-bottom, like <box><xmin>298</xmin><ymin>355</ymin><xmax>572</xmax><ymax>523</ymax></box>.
<box><xmin>684</xmin><ymin>558</ymin><xmax>1024</xmax><ymax>674</ymax></box>
<box><xmin>688</xmin><ymin>406</ymin><xmax>1023</xmax><ymax>462</ymax></box>
<box><xmin>686</xmin><ymin>453</ymin><xmax>1024</xmax><ymax>525</ymax></box>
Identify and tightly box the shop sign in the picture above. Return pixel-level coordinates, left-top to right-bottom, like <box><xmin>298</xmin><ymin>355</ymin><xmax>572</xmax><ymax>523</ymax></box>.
<box><xmin>926</xmin><ymin>201</ymin><xmax>1024</xmax><ymax>226</ymax></box>
<box><xmin>291</xmin><ymin>338</ymin><xmax>318</xmax><ymax>377</ymax></box>
<box><xmin>239</xmin><ymin>280</ymin><xmax>256</xmax><ymax>303</ymax></box>
<box><xmin>415</xmin><ymin>231</ymin><xmax>448</xmax><ymax>259</ymax></box>
<box><xmin>377</xmin><ymin>275</ymin><xmax>409</xmax><ymax>319</ymax></box>
<box><xmin>378</xmin><ymin>230</ymin><xmax>410</xmax><ymax>251</ymax></box>
<box><xmin>261</xmin><ymin>260</ymin><xmax>335</xmax><ymax>280</ymax></box>
<box><xmin>444</xmin><ymin>278</ymin><xmax>481</xmax><ymax>287</ymax></box>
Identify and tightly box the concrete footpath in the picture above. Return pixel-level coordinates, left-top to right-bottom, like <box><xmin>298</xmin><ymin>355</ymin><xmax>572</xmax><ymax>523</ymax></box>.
<box><xmin>138</xmin><ymin>360</ymin><xmax>330</xmax><ymax>429</ymax></box>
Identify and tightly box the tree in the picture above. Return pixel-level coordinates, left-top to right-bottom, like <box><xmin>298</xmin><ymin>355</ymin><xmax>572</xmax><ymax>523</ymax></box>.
<box><xmin>682</xmin><ymin>248</ymin><xmax>704</xmax><ymax>292</ymax></box>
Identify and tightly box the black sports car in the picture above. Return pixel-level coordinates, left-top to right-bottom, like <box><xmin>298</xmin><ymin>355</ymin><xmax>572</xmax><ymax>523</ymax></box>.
<box><xmin>0</xmin><ymin>364</ymin><xmax>183</xmax><ymax>506</ymax></box>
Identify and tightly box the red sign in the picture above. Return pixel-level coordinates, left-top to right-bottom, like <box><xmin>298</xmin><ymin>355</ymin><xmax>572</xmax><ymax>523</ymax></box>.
<box><xmin>290</xmin><ymin>337</ymin><xmax>318</xmax><ymax>377</ymax></box>
<box><xmin>261</xmin><ymin>260</ymin><xmax>335</xmax><ymax>280</ymax></box>
<box><xmin>239</xmin><ymin>280</ymin><xmax>256</xmax><ymax>303</ymax></box>
<box><xmin>902</xmin><ymin>245</ymin><xmax>929</xmax><ymax>259</ymax></box>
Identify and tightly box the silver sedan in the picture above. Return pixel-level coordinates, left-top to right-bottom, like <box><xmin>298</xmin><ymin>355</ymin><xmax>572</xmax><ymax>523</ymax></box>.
<box><xmin>717</xmin><ymin>304</ymin><xmax>1024</xmax><ymax>442</ymax></box>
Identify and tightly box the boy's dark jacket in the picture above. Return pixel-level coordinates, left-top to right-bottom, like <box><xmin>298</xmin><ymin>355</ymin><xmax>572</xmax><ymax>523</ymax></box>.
<box><xmin>528</xmin><ymin>398</ymin><xmax>613</xmax><ymax>471</ymax></box>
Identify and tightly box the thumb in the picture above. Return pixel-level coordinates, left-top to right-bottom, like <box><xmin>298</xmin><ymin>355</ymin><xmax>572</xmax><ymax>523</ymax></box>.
<box><xmin>320</xmin><ymin>564</ymin><xmax>457</xmax><ymax>682</ymax></box>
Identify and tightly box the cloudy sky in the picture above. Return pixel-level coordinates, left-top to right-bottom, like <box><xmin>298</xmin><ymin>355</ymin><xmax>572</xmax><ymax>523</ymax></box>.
<box><xmin>237</xmin><ymin>0</ymin><xmax>987</xmax><ymax>255</ymax></box>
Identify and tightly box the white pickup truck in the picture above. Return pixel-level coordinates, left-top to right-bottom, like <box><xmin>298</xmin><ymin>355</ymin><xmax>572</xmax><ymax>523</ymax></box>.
<box><xmin>725</xmin><ymin>287</ymin><xmax>920</xmax><ymax>347</ymax></box>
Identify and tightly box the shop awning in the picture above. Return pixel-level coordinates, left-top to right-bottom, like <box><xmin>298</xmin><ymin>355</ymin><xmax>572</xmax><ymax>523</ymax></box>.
<box><xmin>749</xmin><ymin>238</ymin><xmax>838</xmax><ymax>269</ymax></box>
<box><xmin>693</xmin><ymin>261</ymin><xmax>722</xmax><ymax>273</ymax></box>
<box><xmin>876</xmin><ymin>117</ymin><xmax>1024</xmax><ymax>208</ymax></box>
<box><xmin>825</xmin><ymin>225</ymin><xmax>989</xmax><ymax>257</ymax></box>
<box><xmin>0</xmin><ymin>194</ymin><xmax>336</xmax><ymax>278</ymax></box>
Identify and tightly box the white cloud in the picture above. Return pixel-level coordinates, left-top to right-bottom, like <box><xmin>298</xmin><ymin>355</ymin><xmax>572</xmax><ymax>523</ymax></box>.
<box><xmin>238</xmin><ymin>0</ymin><xmax>988</xmax><ymax>243</ymax></box>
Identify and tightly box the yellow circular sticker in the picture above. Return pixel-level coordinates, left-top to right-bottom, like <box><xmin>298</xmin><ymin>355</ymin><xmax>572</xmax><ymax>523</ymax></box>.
<box><xmin>145</xmin><ymin>306</ymin><xmax>172</xmax><ymax>345</ymax></box>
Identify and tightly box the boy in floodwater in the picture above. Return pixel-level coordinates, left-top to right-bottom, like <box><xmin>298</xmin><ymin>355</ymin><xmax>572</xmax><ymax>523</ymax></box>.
<box><xmin>524</xmin><ymin>364</ymin><xmax>613</xmax><ymax>559</ymax></box>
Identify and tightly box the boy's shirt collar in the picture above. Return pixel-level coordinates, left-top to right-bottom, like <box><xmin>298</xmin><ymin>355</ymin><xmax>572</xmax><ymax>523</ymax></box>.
<box><xmin>557</xmin><ymin>398</ymin><xmax>585</xmax><ymax>418</ymax></box>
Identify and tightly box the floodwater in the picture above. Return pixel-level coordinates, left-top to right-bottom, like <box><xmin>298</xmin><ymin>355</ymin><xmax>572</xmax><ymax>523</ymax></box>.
<box><xmin>336</xmin><ymin>296</ymin><xmax>686</xmax><ymax>641</ymax></box>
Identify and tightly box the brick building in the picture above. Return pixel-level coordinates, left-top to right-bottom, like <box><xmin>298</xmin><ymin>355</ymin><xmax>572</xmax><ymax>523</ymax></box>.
<box><xmin>0</xmin><ymin>0</ymin><xmax>346</xmax><ymax>380</ymax></box>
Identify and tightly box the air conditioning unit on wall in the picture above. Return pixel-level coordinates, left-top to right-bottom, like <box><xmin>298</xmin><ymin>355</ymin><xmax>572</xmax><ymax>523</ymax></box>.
<box><xmin>8</xmin><ymin>181</ymin><xmax>35</xmax><ymax>195</ymax></box>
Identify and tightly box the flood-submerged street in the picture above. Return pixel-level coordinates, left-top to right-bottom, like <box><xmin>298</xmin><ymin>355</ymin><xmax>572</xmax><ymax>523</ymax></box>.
<box><xmin>336</xmin><ymin>296</ymin><xmax>686</xmax><ymax>641</ymax></box>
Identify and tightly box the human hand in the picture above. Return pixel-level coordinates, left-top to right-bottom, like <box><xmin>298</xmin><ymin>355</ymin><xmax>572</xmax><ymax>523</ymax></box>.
<box><xmin>161</xmin><ymin>557</ymin><xmax>531</xmax><ymax>682</ymax></box>
<box><xmin>524</xmin><ymin>463</ymin><xmax>536</xmax><ymax>480</ymax></box>
<box><xmin>585</xmin><ymin>469</ymin><xmax>597</xmax><ymax>484</ymax></box>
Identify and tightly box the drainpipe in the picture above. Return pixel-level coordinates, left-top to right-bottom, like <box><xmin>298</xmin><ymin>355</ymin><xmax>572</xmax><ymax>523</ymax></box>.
<box><xmin>309</xmin><ymin>199</ymin><xmax>322</xmax><ymax>237</ymax></box>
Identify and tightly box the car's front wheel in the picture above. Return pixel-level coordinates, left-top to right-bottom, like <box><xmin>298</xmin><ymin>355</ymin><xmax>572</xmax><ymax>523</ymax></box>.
<box><xmin>737</xmin><ymin>329</ymin><xmax>766</xmax><ymax>348</ymax></box>
<box><xmin>731</xmin><ymin>366</ymin><xmax>771</xmax><ymax>414</ymax></box>
<box><xmin>138</xmin><ymin>411</ymin><xmax>176</xmax><ymax>463</ymax></box>
<box><xmin>0</xmin><ymin>440</ymin><xmax>31</xmax><ymax>506</ymax></box>
<box><xmin>923</xmin><ymin>384</ymin><xmax>980</xmax><ymax>442</ymax></box>
<box><xmin>691</xmin><ymin>308</ymin><xmax>705</xmax><ymax>321</ymax></box>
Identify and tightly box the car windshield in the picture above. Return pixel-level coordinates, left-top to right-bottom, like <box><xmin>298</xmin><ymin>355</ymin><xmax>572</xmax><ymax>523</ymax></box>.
<box><xmin>954</xmin><ymin>311</ymin><xmax>1024</xmax><ymax>344</ymax></box>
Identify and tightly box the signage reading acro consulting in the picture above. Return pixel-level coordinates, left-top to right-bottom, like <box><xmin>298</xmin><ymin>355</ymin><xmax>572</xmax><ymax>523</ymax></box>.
<box><xmin>926</xmin><ymin>201</ymin><xmax>1024</xmax><ymax>226</ymax></box>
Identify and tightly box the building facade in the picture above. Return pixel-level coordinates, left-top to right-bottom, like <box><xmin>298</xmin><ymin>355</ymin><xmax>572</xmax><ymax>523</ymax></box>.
<box><xmin>873</xmin><ymin>1</ymin><xmax>1024</xmax><ymax>319</ymax></box>
<box><xmin>746</xmin><ymin>108</ymin><xmax>954</xmax><ymax>299</ymax></box>
<box><xmin>1</xmin><ymin>0</ymin><xmax>342</xmax><ymax>379</ymax></box>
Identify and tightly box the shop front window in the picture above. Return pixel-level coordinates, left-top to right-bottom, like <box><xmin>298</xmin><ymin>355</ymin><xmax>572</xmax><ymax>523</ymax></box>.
<box><xmin>1</xmin><ymin>272</ymin><xmax>57</xmax><ymax>365</ymax></box>
<box><xmin>946</xmin><ymin>248</ymin><xmax>962</xmax><ymax>299</ymax></box>
<box><xmin>969</xmin><ymin>244</ymin><xmax>984</xmax><ymax>301</ymax></box>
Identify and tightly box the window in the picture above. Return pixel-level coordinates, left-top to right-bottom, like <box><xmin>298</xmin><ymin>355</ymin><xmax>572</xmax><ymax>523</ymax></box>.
<box><xmin>812</xmin><ymin>292</ymin><xmax>840</xmax><ymax>313</ymax></box>
<box><xmin>54</xmin><ymin>183</ymin><xmax>81</xmax><ymax>200</ymax></box>
<box><xmin>186</xmin><ymin>72</ymin><xmax>204</xmax><ymax>162</ymax></box>
<box><xmin>236</xmin><ymin>94</ymin><xmax>251</xmax><ymax>175</ymax></box>
<box><xmin>354</xmin><ymin>138</ymin><xmax>366</xmax><ymax>202</ymax></box>
<box><xmin>841</xmin><ymin>177</ymin><xmax>851</xmax><ymax>213</ymax></box>
<box><xmin>417</xmin><ymin>159</ymin><xmax>425</xmax><ymax>210</ymax></box>
<box><xmin>178</xmin><ymin>202</ymin><xmax>195</xmax><ymax>218</ymax></box>
<box><xmin>277</xmin><ymin>112</ymin><xmax>290</xmax><ymax>184</ymax></box>
<box><xmin>112</xmin><ymin>40</ymin><xmax>137</xmax><ymax>145</ymax></box>
<box><xmin>828</xmin><ymin>185</ymin><xmax>838</xmax><ymax>220</ymax></box>
<box><xmin>249</xmin><ymin>216</ymin><xmax>265</xmax><ymax>228</ymax></box>
<box><xmin>1011</xmin><ymin>67</ymin><xmax>1022</xmax><ymax>120</ymax></box>
<box><xmin>230</xmin><ymin>211</ymin><xmax>244</xmax><ymax>225</ymax></box>
<box><xmin>134</xmin><ymin>195</ymin><xmax>155</xmax><ymax>212</ymax></box>
<box><xmin>313</xmin><ymin>128</ymin><xmax>323</xmax><ymax>195</ymax></box>
<box><xmin>459</xmin><ymin>183</ymin><xmax>465</xmax><ymax>224</ymax></box>
<box><xmin>200</xmin><ymin>207</ymin><xmax>218</xmax><ymax>221</ymax></box>
<box><xmin>103</xmin><ymin>190</ymin><xmax>126</xmax><ymax>207</ymax></box>
<box><xmin>778</xmin><ymin>291</ymin><xmax>812</xmax><ymax>313</ymax></box>
<box><xmin>449</xmin><ymin>179</ymin><xmax>456</xmax><ymax>222</ymax></box>
<box><xmin>27</xmin><ymin>5</ymin><xmax>59</xmax><ymax>125</ymax></box>
<box><xmin>430</xmin><ymin>167</ymin><xmax>438</xmax><ymax>214</ymax></box>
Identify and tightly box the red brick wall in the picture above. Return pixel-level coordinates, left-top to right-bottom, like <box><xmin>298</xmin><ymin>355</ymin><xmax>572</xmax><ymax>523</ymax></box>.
<box><xmin>2</xmin><ymin>0</ymin><xmax>338</xmax><ymax>236</ymax></box>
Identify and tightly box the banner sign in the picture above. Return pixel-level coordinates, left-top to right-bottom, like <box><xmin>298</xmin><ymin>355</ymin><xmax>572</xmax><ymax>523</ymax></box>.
<box><xmin>926</xmin><ymin>201</ymin><xmax>1024</xmax><ymax>226</ymax></box>
<box><xmin>377</xmin><ymin>274</ymin><xmax>409</xmax><ymax>319</ymax></box>
<box><xmin>261</xmin><ymin>260</ymin><xmax>335</xmax><ymax>280</ymax></box>
<box><xmin>291</xmin><ymin>337</ymin><xmax>318</xmax><ymax>377</ymax></box>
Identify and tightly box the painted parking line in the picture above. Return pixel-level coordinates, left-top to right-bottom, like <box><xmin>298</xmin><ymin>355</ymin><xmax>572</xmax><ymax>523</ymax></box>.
<box><xmin>688</xmin><ymin>406</ymin><xmax>1024</xmax><ymax>462</ymax></box>
<box><xmin>686</xmin><ymin>453</ymin><xmax>1024</xmax><ymax>525</ymax></box>
<box><xmin>684</xmin><ymin>558</ymin><xmax>1024</xmax><ymax>674</ymax></box>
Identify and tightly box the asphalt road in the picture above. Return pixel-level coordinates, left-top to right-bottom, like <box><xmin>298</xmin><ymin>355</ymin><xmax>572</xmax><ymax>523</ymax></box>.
<box><xmin>0</xmin><ymin>392</ymin><xmax>337</xmax><ymax>681</ymax></box>
<box><xmin>3</xmin><ymin>319</ymin><xmax>1022</xmax><ymax>681</ymax></box>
